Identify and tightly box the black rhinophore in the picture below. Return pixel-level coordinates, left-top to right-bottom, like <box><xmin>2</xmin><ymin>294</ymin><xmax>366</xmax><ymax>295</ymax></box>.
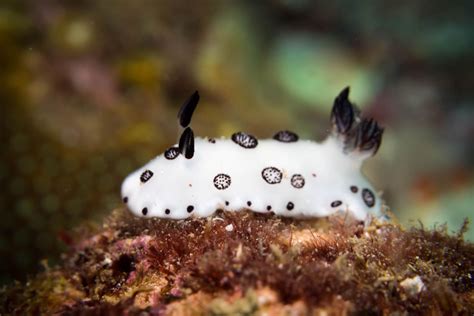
<box><xmin>179</xmin><ymin>127</ymin><xmax>195</xmax><ymax>159</ymax></box>
<box><xmin>177</xmin><ymin>91</ymin><xmax>200</xmax><ymax>128</ymax></box>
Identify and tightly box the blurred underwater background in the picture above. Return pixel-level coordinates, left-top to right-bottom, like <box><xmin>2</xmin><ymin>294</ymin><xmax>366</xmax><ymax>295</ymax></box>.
<box><xmin>0</xmin><ymin>0</ymin><xmax>473</xmax><ymax>285</ymax></box>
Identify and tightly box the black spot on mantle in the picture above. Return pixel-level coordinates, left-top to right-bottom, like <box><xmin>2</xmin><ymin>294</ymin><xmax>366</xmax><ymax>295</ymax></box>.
<box><xmin>291</xmin><ymin>174</ymin><xmax>305</xmax><ymax>189</ymax></box>
<box><xmin>164</xmin><ymin>147</ymin><xmax>180</xmax><ymax>160</ymax></box>
<box><xmin>214</xmin><ymin>174</ymin><xmax>231</xmax><ymax>190</ymax></box>
<box><xmin>231</xmin><ymin>132</ymin><xmax>258</xmax><ymax>149</ymax></box>
<box><xmin>140</xmin><ymin>170</ymin><xmax>153</xmax><ymax>183</ymax></box>
<box><xmin>261</xmin><ymin>167</ymin><xmax>282</xmax><ymax>184</ymax></box>
<box><xmin>362</xmin><ymin>188</ymin><xmax>375</xmax><ymax>207</ymax></box>
<box><xmin>273</xmin><ymin>130</ymin><xmax>299</xmax><ymax>143</ymax></box>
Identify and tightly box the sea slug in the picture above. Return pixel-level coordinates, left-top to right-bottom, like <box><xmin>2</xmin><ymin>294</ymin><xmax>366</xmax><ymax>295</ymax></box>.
<box><xmin>121</xmin><ymin>87</ymin><xmax>384</xmax><ymax>220</ymax></box>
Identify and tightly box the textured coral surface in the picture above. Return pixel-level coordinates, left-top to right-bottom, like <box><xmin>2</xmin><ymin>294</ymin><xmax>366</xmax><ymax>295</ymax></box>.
<box><xmin>1</xmin><ymin>209</ymin><xmax>473</xmax><ymax>315</ymax></box>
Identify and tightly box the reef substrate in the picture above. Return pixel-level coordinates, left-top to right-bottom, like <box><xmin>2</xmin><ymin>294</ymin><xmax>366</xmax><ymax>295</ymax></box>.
<box><xmin>1</xmin><ymin>209</ymin><xmax>473</xmax><ymax>315</ymax></box>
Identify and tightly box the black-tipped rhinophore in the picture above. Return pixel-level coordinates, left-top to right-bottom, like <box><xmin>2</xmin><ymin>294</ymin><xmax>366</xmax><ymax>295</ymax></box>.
<box><xmin>354</xmin><ymin>118</ymin><xmax>384</xmax><ymax>154</ymax></box>
<box><xmin>331</xmin><ymin>87</ymin><xmax>355</xmax><ymax>135</ymax></box>
<box><xmin>179</xmin><ymin>127</ymin><xmax>195</xmax><ymax>159</ymax></box>
<box><xmin>177</xmin><ymin>91</ymin><xmax>200</xmax><ymax>128</ymax></box>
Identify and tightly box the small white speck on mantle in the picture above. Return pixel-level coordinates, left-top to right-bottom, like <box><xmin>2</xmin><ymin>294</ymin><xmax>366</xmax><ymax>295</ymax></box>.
<box><xmin>225</xmin><ymin>224</ymin><xmax>234</xmax><ymax>232</ymax></box>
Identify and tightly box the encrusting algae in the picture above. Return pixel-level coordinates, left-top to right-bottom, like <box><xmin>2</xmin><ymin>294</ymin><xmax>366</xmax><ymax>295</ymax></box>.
<box><xmin>1</xmin><ymin>209</ymin><xmax>473</xmax><ymax>315</ymax></box>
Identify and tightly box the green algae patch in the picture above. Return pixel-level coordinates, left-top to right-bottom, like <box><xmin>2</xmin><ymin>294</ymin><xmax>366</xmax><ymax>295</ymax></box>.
<box><xmin>1</xmin><ymin>209</ymin><xmax>473</xmax><ymax>315</ymax></box>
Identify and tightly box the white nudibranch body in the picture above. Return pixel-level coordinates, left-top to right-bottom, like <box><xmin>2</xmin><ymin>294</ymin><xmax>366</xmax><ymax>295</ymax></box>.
<box><xmin>121</xmin><ymin>88</ymin><xmax>384</xmax><ymax>220</ymax></box>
